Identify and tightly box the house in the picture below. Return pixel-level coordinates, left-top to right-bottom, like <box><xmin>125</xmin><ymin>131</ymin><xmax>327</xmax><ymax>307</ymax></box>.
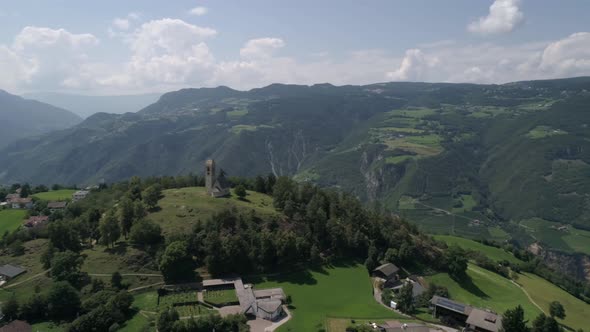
<box><xmin>430</xmin><ymin>296</ymin><xmax>501</xmax><ymax>332</ymax></box>
<box><xmin>0</xmin><ymin>320</ymin><xmax>32</xmax><ymax>332</ymax></box>
<box><xmin>0</xmin><ymin>265</ymin><xmax>27</xmax><ymax>281</ymax></box>
<box><xmin>389</xmin><ymin>277</ymin><xmax>425</xmax><ymax>299</ymax></box>
<box><xmin>465</xmin><ymin>308</ymin><xmax>502</xmax><ymax>332</ymax></box>
<box><xmin>372</xmin><ymin>263</ymin><xmax>400</xmax><ymax>286</ymax></box>
<box><xmin>244</xmin><ymin>287</ymin><xmax>286</xmax><ymax>321</ymax></box>
<box><xmin>24</xmin><ymin>215</ymin><xmax>49</xmax><ymax>228</ymax></box>
<box><xmin>72</xmin><ymin>190</ymin><xmax>90</xmax><ymax>201</ymax></box>
<box><xmin>205</xmin><ymin>159</ymin><xmax>231</xmax><ymax>198</ymax></box>
<box><xmin>378</xmin><ymin>321</ymin><xmax>430</xmax><ymax>332</ymax></box>
<box><xmin>47</xmin><ymin>201</ymin><xmax>67</xmax><ymax>212</ymax></box>
<box><xmin>6</xmin><ymin>197</ymin><xmax>32</xmax><ymax>209</ymax></box>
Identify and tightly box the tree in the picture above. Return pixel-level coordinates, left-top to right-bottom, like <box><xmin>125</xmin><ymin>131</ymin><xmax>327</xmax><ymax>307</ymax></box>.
<box><xmin>159</xmin><ymin>241</ymin><xmax>195</xmax><ymax>283</ymax></box>
<box><xmin>133</xmin><ymin>200</ymin><xmax>147</xmax><ymax>220</ymax></box>
<box><xmin>50</xmin><ymin>250</ymin><xmax>86</xmax><ymax>286</ymax></box>
<box><xmin>143</xmin><ymin>185</ymin><xmax>160</xmax><ymax>210</ymax></box>
<box><xmin>48</xmin><ymin>220</ymin><xmax>81</xmax><ymax>252</ymax></box>
<box><xmin>254</xmin><ymin>175</ymin><xmax>267</xmax><ymax>193</ymax></box>
<box><xmin>500</xmin><ymin>305</ymin><xmax>529</xmax><ymax>332</ymax></box>
<box><xmin>157</xmin><ymin>307</ymin><xmax>179</xmax><ymax>332</ymax></box>
<box><xmin>2</xmin><ymin>296</ymin><xmax>19</xmax><ymax>321</ymax></box>
<box><xmin>19</xmin><ymin>293</ymin><xmax>47</xmax><ymax>322</ymax></box>
<box><xmin>118</xmin><ymin>197</ymin><xmax>134</xmax><ymax>239</ymax></box>
<box><xmin>549</xmin><ymin>301</ymin><xmax>566</xmax><ymax>319</ymax></box>
<box><xmin>532</xmin><ymin>313</ymin><xmax>547</xmax><ymax>332</ymax></box>
<box><xmin>445</xmin><ymin>245</ymin><xmax>468</xmax><ymax>280</ymax></box>
<box><xmin>47</xmin><ymin>281</ymin><xmax>81</xmax><ymax>320</ymax></box>
<box><xmin>99</xmin><ymin>210</ymin><xmax>120</xmax><ymax>247</ymax></box>
<box><xmin>111</xmin><ymin>271</ymin><xmax>123</xmax><ymax>290</ymax></box>
<box><xmin>129</xmin><ymin>219</ymin><xmax>162</xmax><ymax>247</ymax></box>
<box><xmin>235</xmin><ymin>184</ymin><xmax>247</xmax><ymax>200</ymax></box>
<box><xmin>397</xmin><ymin>282</ymin><xmax>415</xmax><ymax>314</ymax></box>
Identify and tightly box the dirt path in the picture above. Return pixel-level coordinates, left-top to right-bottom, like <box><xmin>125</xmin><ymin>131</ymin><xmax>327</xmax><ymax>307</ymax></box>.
<box><xmin>3</xmin><ymin>269</ymin><xmax>51</xmax><ymax>289</ymax></box>
<box><xmin>88</xmin><ymin>273</ymin><xmax>162</xmax><ymax>277</ymax></box>
<box><xmin>511</xmin><ymin>280</ymin><xmax>546</xmax><ymax>314</ymax></box>
<box><xmin>128</xmin><ymin>281</ymin><xmax>165</xmax><ymax>292</ymax></box>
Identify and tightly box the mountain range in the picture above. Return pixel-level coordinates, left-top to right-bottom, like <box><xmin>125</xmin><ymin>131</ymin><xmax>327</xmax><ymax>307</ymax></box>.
<box><xmin>23</xmin><ymin>92</ymin><xmax>161</xmax><ymax>118</ymax></box>
<box><xmin>0</xmin><ymin>90</ymin><xmax>82</xmax><ymax>148</ymax></box>
<box><xmin>1</xmin><ymin>78</ymin><xmax>590</xmax><ymax>253</ymax></box>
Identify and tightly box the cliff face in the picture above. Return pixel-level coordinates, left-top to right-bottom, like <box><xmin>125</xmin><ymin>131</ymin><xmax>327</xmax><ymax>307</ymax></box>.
<box><xmin>529</xmin><ymin>243</ymin><xmax>590</xmax><ymax>281</ymax></box>
<box><xmin>360</xmin><ymin>147</ymin><xmax>405</xmax><ymax>202</ymax></box>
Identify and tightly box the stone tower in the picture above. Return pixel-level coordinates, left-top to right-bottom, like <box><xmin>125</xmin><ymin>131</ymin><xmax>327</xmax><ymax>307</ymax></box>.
<box><xmin>205</xmin><ymin>159</ymin><xmax>215</xmax><ymax>194</ymax></box>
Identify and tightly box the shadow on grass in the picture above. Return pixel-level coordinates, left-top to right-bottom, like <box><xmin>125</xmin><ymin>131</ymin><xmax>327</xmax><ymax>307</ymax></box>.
<box><xmin>455</xmin><ymin>275</ymin><xmax>488</xmax><ymax>299</ymax></box>
<box><xmin>105</xmin><ymin>242</ymin><xmax>128</xmax><ymax>255</ymax></box>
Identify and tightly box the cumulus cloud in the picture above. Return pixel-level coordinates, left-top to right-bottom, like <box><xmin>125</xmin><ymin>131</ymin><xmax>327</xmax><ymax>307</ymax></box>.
<box><xmin>539</xmin><ymin>32</ymin><xmax>590</xmax><ymax>77</ymax></box>
<box><xmin>189</xmin><ymin>6</ymin><xmax>208</xmax><ymax>16</ymax></box>
<box><xmin>239</xmin><ymin>38</ymin><xmax>285</xmax><ymax>59</ymax></box>
<box><xmin>13</xmin><ymin>26</ymin><xmax>98</xmax><ymax>51</ymax></box>
<box><xmin>112</xmin><ymin>18</ymin><xmax>130</xmax><ymax>30</ymax></box>
<box><xmin>386</xmin><ymin>49</ymin><xmax>439</xmax><ymax>81</ymax></box>
<box><xmin>468</xmin><ymin>0</ymin><xmax>524</xmax><ymax>35</ymax></box>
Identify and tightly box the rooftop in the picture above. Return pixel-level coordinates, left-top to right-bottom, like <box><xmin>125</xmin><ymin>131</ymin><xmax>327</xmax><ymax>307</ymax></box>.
<box><xmin>373</xmin><ymin>263</ymin><xmax>400</xmax><ymax>279</ymax></box>
<box><xmin>0</xmin><ymin>265</ymin><xmax>27</xmax><ymax>279</ymax></box>
<box><xmin>466</xmin><ymin>308</ymin><xmax>501</xmax><ymax>332</ymax></box>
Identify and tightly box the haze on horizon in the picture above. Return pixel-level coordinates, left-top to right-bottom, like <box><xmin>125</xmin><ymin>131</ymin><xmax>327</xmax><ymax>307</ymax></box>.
<box><xmin>0</xmin><ymin>0</ymin><xmax>589</xmax><ymax>95</ymax></box>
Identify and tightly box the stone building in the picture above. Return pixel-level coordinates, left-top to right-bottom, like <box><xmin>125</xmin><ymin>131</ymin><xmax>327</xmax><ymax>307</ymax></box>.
<box><xmin>205</xmin><ymin>159</ymin><xmax>231</xmax><ymax>198</ymax></box>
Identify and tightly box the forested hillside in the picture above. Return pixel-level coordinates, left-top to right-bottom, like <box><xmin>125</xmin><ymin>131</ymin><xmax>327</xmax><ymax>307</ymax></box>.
<box><xmin>1</xmin><ymin>78</ymin><xmax>590</xmax><ymax>257</ymax></box>
<box><xmin>0</xmin><ymin>90</ymin><xmax>82</xmax><ymax>147</ymax></box>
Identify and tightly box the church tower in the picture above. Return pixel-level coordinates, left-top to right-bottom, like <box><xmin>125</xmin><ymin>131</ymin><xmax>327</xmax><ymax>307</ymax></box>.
<box><xmin>205</xmin><ymin>159</ymin><xmax>215</xmax><ymax>194</ymax></box>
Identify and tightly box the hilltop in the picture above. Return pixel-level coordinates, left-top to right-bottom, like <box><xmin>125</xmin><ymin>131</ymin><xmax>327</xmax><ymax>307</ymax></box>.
<box><xmin>1</xmin><ymin>77</ymin><xmax>590</xmax><ymax>263</ymax></box>
<box><xmin>0</xmin><ymin>90</ymin><xmax>82</xmax><ymax>147</ymax></box>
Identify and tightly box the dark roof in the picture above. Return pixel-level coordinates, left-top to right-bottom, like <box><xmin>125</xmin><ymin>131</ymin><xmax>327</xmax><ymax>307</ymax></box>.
<box><xmin>0</xmin><ymin>320</ymin><xmax>32</xmax><ymax>332</ymax></box>
<box><xmin>373</xmin><ymin>263</ymin><xmax>399</xmax><ymax>279</ymax></box>
<box><xmin>0</xmin><ymin>265</ymin><xmax>27</xmax><ymax>278</ymax></box>
<box><xmin>466</xmin><ymin>308</ymin><xmax>502</xmax><ymax>332</ymax></box>
<box><xmin>47</xmin><ymin>201</ymin><xmax>67</xmax><ymax>209</ymax></box>
<box><xmin>215</xmin><ymin>169</ymin><xmax>231</xmax><ymax>189</ymax></box>
<box><xmin>431</xmin><ymin>296</ymin><xmax>472</xmax><ymax>315</ymax></box>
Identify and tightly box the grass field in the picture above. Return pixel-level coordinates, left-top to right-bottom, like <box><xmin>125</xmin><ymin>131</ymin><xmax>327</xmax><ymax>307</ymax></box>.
<box><xmin>426</xmin><ymin>264</ymin><xmax>541</xmax><ymax>322</ymax></box>
<box><xmin>526</xmin><ymin>125</ymin><xmax>568</xmax><ymax>139</ymax></box>
<box><xmin>30</xmin><ymin>321</ymin><xmax>64</xmax><ymax>331</ymax></box>
<box><xmin>32</xmin><ymin>189</ymin><xmax>76</xmax><ymax>201</ymax></box>
<box><xmin>147</xmin><ymin>187</ymin><xmax>279</xmax><ymax>235</ymax></box>
<box><xmin>249</xmin><ymin>263</ymin><xmax>404</xmax><ymax>332</ymax></box>
<box><xmin>326</xmin><ymin>318</ymin><xmax>420</xmax><ymax>332</ymax></box>
<box><xmin>203</xmin><ymin>289</ymin><xmax>239</xmax><ymax>305</ymax></box>
<box><xmin>433</xmin><ymin>235</ymin><xmax>521</xmax><ymax>264</ymax></box>
<box><xmin>0</xmin><ymin>209</ymin><xmax>26</xmax><ymax>235</ymax></box>
<box><xmin>517</xmin><ymin>273</ymin><xmax>590</xmax><ymax>331</ymax></box>
<box><xmin>519</xmin><ymin>218</ymin><xmax>590</xmax><ymax>255</ymax></box>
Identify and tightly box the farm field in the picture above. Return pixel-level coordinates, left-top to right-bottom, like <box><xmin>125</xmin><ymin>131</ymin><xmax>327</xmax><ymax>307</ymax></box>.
<box><xmin>425</xmin><ymin>264</ymin><xmax>542</xmax><ymax>322</ymax></box>
<box><xmin>203</xmin><ymin>289</ymin><xmax>238</xmax><ymax>306</ymax></box>
<box><xmin>326</xmin><ymin>318</ymin><xmax>422</xmax><ymax>332</ymax></box>
<box><xmin>517</xmin><ymin>272</ymin><xmax>590</xmax><ymax>331</ymax></box>
<box><xmin>249</xmin><ymin>263</ymin><xmax>404</xmax><ymax>332</ymax></box>
<box><xmin>519</xmin><ymin>218</ymin><xmax>590</xmax><ymax>255</ymax></box>
<box><xmin>147</xmin><ymin>187</ymin><xmax>279</xmax><ymax>235</ymax></box>
<box><xmin>0</xmin><ymin>209</ymin><xmax>26</xmax><ymax>234</ymax></box>
<box><xmin>433</xmin><ymin>235</ymin><xmax>521</xmax><ymax>264</ymax></box>
<box><xmin>32</xmin><ymin>189</ymin><xmax>76</xmax><ymax>201</ymax></box>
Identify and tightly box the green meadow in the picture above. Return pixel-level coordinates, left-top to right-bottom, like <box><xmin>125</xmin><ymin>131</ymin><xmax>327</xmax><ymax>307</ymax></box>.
<box><xmin>32</xmin><ymin>189</ymin><xmax>76</xmax><ymax>201</ymax></box>
<box><xmin>433</xmin><ymin>235</ymin><xmax>521</xmax><ymax>264</ymax></box>
<box><xmin>0</xmin><ymin>209</ymin><xmax>26</xmax><ymax>235</ymax></box>
<box><xmin>426</xmin><ymin>264</ymin><xmax>542</xmax><ymax>322</ymax></box>
<box><xmin>250</xmin><ymin>263</ymin><xmax>404</xmax><ymax>332</ymax></box>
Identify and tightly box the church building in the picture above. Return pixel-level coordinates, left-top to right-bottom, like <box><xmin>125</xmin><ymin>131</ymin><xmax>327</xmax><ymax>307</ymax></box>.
<box><xmin>205</xmin><ymin>159</ymin><xmax>231</xmax><ymax>198</ymax></box>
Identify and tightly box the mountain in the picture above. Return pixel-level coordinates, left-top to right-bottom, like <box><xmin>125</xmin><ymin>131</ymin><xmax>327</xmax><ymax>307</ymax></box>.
<box><xmin>2</xmin><ymin>78</ymin><xmax>590</xmax><ymax>252</ymax></box>
<box><xmin>24</xmin><ymin>92</ymin><xmax>162</xmax><ymax>118</ymax></box>
<box><xmin>0</xmin><ymin>90</ymin><xmax>82</xmax><ymax>147</ymax></box>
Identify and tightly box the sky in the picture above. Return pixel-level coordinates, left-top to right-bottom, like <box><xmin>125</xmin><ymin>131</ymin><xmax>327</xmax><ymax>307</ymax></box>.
<box><xmin>0</xmin><ymin>0</ymin><xmax>589</xmax><ymax>95</ymax></box>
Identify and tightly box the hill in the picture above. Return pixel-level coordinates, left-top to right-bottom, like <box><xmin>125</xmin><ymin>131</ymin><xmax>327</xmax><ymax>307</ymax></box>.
<box><xmin>2</xmin><ymin>78</ymin><xmax>590</xmax><ymax>259</ymax></box>
<box><xmin>0</xmin><ymin>90</ymin><xmax>82</xmax><ymax>147</ymax></box>
<box><xmin>24</xmin><ymin>92</ymin><xmax>161</xmax><ymax>118</ymax></box>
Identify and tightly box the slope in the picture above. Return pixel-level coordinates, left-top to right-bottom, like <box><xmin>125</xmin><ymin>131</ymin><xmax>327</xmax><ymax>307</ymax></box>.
<box><xmin>0</xmin><ymin>90</ymin><xmax>82</xmax><ymax>147</ymax></box>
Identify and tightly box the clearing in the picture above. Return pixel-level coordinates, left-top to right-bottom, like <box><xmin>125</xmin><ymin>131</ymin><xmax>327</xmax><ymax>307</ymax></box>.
<box><xmin>519</xmin><ymin>218</ymin><xmax>590</xmax><ymax>255</ymax></box>
<box><xmin>517</xmin><ymin>272</ymin><xmax>590</xmax><ymax>331</ymax></box>
<box><xmin>425</xmin><ymin>264</ymin><xmax>541</xmax><ymax>322</ymax></box>
<box><xmin>32</xmin><ymin>189</ymin><xmax>76</xmax><ymax>201</ymax></box>
<box><xmin>433</xmin><ymin>235</ymin><xmax>521</xmax><ymax>264</ymax></box>
<box><xmin>0</xmin><ymin>209</ymin><xmax>26</xmax><ymax>234</ymax></box>
<box><xmin>248</xmin><ymin>262</ymin><xmax>404</xmax><ymax>332</ymax></box>
<box><xmin>147</xmin><ymin>187</ymin><xmax>278</xmax><ymax>235</ymax></box>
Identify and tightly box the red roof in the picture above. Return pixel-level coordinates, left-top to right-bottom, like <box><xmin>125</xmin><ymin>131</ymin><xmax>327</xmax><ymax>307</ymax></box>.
<box><xmin>0</xmin><ymin>320</ymin><xmax>32</xmax><ymax>332</ymax></box>
<box><xmin>24</xmin><ymin>216</ymin><xmax>49</xmax><ymax>228</ymax></box>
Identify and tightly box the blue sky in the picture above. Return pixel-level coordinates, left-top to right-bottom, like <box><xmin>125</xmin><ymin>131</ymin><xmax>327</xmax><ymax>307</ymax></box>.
<box><xmin>0</xmin><ymin>0</ymin><xmax>589</xmax><ymax>94</ymax></box>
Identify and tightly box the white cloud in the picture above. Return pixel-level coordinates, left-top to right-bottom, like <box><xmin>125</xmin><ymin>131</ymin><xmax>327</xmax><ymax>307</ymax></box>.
<box><xmin>468</xmin><ymin>0</ymin><xmax>524</xmax><ymax>35</ymax></box>
<box><xmin>386</xmin><ymin>49</ymin><xmax>439</xmax><ymax>81</ymax></box>
<box><xmin>112</xmin><ymin>18</ymin><xmax>130</xmax><ymax>30</ymax></box>
<box><xmin>189</xmin><ymin>6</ymin><xmax>208</xmax><ymax>16</ymax></box>
<box><xmin>239</xmin><ymin>38</ymin><xmax>285</xmax><ymax>59</ymax></box>
<box><xmin>539</xmin><ymin>32</ymin><xmax>590</xmax><ymax>77</ymax></box>
<box><xmin>13</xmin><ymin>26</ymin><xmax>98</xmax><ymax>51</ymax></box>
